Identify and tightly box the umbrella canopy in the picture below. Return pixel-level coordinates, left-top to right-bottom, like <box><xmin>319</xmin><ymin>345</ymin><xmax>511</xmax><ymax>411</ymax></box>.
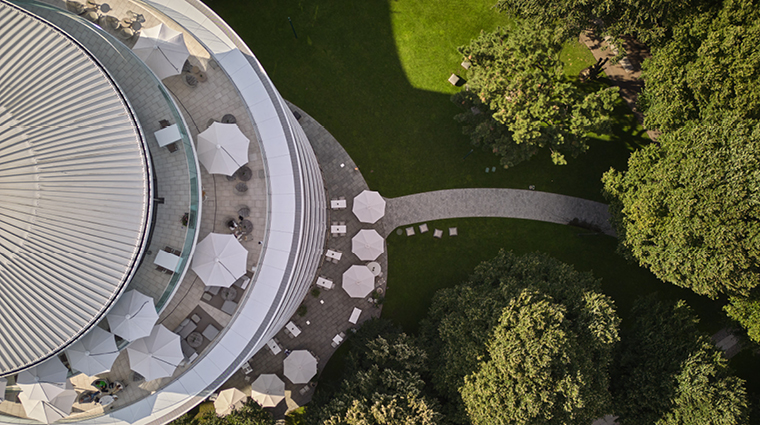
<box><xmin>65</xmin><ymin>327</ymin><xmax>119</xmax><ymax>376</ymax></box>
<box><xmin>342</xmin><ymin>265</ymin><xmax>376</xmax><ymax>298</ymax></box>
<box><xmin>196</xmin><ymin>123</ymin><xmax>250</xmax><ymax>175</ymax></box>
<box><xmin>351</xmin><ymin>229</ymin><xmax>385</xmax><ymax>261</ymax></box>
<box><xmin>18</xmin><ymin>384</ymin><xmax>77</xmax><ymax>424</ymax></box>
<box><xmin>214</xmin><ymin>388</ymin><xmax>248</xmax><ymax>416</ymax></box>
<box><xmin>131</xmin><ymin>24</ymin><xmax>190</xmax><ymax>80</ymax></box>
<box><xmin>283</xmin><ymin>350</ymin><xmax>317</xmax><ymax>384</ymax></box>
<box><xmin>17</xmin><ymin>357</ymin><xmax>69</xmax><ymax>402</ymax></box>
<box><xmin>126</xmin><ymin>325</ymin><xmax>183</xmax><ymax>382</ymax></box>
<box><xmin>0</xmin><ymin>377</ymin><xmax>7</xmax><ymax>402</ymax></box>
<box><xmin>192</xmin><ymin>233</ymin><xmax>248</xmax><ymax>287</ymax></box>
<box><xmin>107</xmin><ymin>290</ymin><xmax>159</xmax><ymax>342</ymax></box>
<box><xmin>250</xmin><ymin>374</ymin><xmax>285</xmax><ymax>408</ymax></box>
<box><xmin>352</xmin><ymin>190</ymin><xmax>386</xmax><ymax>224</ymax></box>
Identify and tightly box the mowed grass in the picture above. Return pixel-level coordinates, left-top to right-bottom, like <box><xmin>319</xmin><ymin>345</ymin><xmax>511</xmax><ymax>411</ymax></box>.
<box><xmin>206</xmin><ymin>0</ymin><xmax>648</xmax><ymax>202</ymax></box>
<box><xmin>382</xmin><ymin>218</ymin><xmax>728</xmax><ymax>335</ymax></box>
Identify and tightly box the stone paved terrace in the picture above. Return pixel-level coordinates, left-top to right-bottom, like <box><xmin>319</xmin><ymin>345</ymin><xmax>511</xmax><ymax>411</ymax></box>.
<box><xmin>0</xmin><ymin>0</ymin><xmax>267</xmax><ymax>420</ymax></box>
<box><xmin>216</xmin><ymin>103</ymin><xmax>386</xmax><ymax>417</ymax></box>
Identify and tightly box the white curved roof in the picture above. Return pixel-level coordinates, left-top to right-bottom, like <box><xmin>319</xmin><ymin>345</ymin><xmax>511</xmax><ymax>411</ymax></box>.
<box><xmin>0</xmin><ymin>3</ymin><xmax>152</xmax><ymax>375</ymax></box>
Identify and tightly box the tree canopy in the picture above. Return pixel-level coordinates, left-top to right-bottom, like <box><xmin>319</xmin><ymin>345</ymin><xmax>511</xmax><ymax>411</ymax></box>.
<box><xmin>421</xmin><ymin>251</ymin><xmax>619</xmax><ymax>423</ymax></box>
<box><xmin>639</xmin><ymin>0</ymin><xmax>760</xmax><ymax>132</ymax></box>
<box><xmin>602</xmin><ymin>115</ymin><xmax>760</xmax><ymax>298</ymax></box>
<box><xmin>454</xmin><ymin>21</ymin><xmax>619</xmax><ymax>168</ymax></box>
<box><xmin>493</xmin><ymin>0</ymin><xmax>718</xmax><ymax>47</ymax></box>
<box><xmin>461</xmin><ymin>289</ymin><xmax>618</xmax><ymax>425</ymax></box>
<box><xmin>612</xmin><ymin>297</ymin><xmax>748</xmax><ymax>425</ymax></box>
<box><xmin>171</xmin><ymin>400</ymin><xmax>274</xmax><ymax>425</ymax></box>
<box><xmin>307</xmin><ymin>320</ymin><xmax>441</xmax><ymax>425</ymax></box>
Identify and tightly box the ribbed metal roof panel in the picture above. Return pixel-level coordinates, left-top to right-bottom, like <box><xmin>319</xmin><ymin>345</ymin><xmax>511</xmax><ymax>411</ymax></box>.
<box><xmin>0</xmin><ymin>2</ymin><xmax>151</xmax><ymax>375</ymax></box>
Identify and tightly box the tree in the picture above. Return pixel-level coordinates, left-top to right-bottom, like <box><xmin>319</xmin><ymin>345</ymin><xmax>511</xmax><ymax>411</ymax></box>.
<box><xmin>454</xmin><ymin>21</ymin><xmax>619</xmax><ymax>168</ymax></box>
<box><xmin>171</xmin><ymin>400</ymin><xmax>275</xmax><ymax>425</ymax></box>
<box><xmin>724</xmin><ymin>295</ymin><xmax>760</xmax><ymax>343</ymax></box>
<box><xmin>612</xmin><ymin>297</ymin><xmax>748</xmax><ymax>425</ymax></box>
<box><xmin>639</xmin><ymin>0</ymin><xmax>760</xmax><ymax>132</ymax></box>
<box><xmin>493</xmin><ymin>0</ymin><xmax>718</xmax><ymax>47</ymax></box>
<box><xmin>420</xmin><ymin>251</ymin><xmax>619</xmax><ymax>423</ymax></box>
<box><xmin>460</xmin><ymin>289</ymin><xmax>618</xmax><ymax>425</ymax></box>
<box><xmin>602</xmin><ymin>115</ymin><xmax>760</xmax><ymax>298</ymax></box>
<box><xmin>307</xmin><ymin>321</ymin><xmax>441</xmax><ymax>425</ymax></box>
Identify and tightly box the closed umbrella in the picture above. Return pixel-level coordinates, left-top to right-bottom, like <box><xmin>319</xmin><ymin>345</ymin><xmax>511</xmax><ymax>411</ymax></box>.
<box><xmin>192</xmin><ymin>233</ymin><xmax>248</xmax><ymax>287</ymax></box>
<box><xmin>352</xmin><ymin>190</ymin><xmax>386</xmax><ymax>223</ymax></box>
<box><xmin>342</xmin><ymin>265</ymin><xmax>375</xmax><ymax>298</ymax></box>
<box><xmin>107</xmin><ymin>290</ymin><xmax>158</xmax><ymax>342</ymax></box>
<box><xmin>351</xmin><ymin>229</ymin><xmax>385</xmax><ymax>261</ymax></box>
<box><xmin>18</xmin><ymin>383</ymin><xmax>77</xmax><ymax>424</ymax></box>
<box><xmin>0</xmin><ymin>377</ymin><xmax>7</xmax><ymax>402</ymax></box>
<box><xmin>283</xmin><ymin>350</ymin><xmax>317</xmax><ymax>384</ymax></box>
<box><xmin>126</xmin><ymin>325</ymin><xmax>183</xmax><ymax>382</ymax></box>
<box><xmin>214</xmin><ymin>388</ymin><xmax>248</xmax><ymax>416</ymax></box>
<box><xmin>250</xmin><ymin>374</ymin><xmax>285</xmax><ymax>408</ymax></box>
<box><xmin>65</xmin><ymin>327</ymin><xmax>119</xmax><ymax>376</ymax></box>
<box><xmin>17</xmin><ymin>357</ymin><xmax>69</xmax><ymax>402</ymax></box>
<box><xmin>131</xmin><ymin>24</ymin><xmax>190</xmax><ymax>80</ymax></box>
<box><xmin>196</xmin><ymin>123</ymin><xmax>250</xmax><ymax>175</ymax></box>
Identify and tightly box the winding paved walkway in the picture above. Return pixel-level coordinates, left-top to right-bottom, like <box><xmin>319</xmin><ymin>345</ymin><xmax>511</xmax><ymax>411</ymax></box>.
<box><xmin>378</xmin><ymin>189</ymin><xmax>616</xmax><ymax>237</ymax></box>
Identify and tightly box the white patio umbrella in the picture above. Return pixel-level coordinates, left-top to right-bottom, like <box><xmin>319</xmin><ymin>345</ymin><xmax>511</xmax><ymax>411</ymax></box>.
<box><xmin>126</xmin><ymin>325</ymin><xmax>183</xmax><ymax>382</ymax></box>
<box><xmin>283</xmin><ymin>351</ymin><xmax>317</xmax><ymax>384</ymax></box>
<box><xmin>65</xmin><ymin>327</ymin><xmax>119</xmax><ymax>376</ymax></box>
<box><xmin>214</xmin><ymin>388</ymin><xmax>248</xmax><ymax>416</ymax></box>
<box><xmin>351</xmin><ymin>229</ymin><xmax>385</xmax><ymax>261</ymax></box>
<box><xmin>107</xmin><ymin>290</ymin><xmax>158</xmax><ymax>342</ymax></box>
<box><xmin>196</xmin><ymin>123</ymin><xmax>250</xmax><ymax>175</ymax></box>
<box><xmin>352</xmin><ymin>190</ymin><xmax>386</xmax><ymax>223</ymax></box>
<box><xmin>17</xmin><ymin>357</ymin><xmax>69</xmax><ymax>402</ymax></box>
<box><xmin>192</xmin><ymin>233</ymin><xmax>248</xmax><ymax>287</ymax></box>
<box><xmin>250</xmin><ymin>374</ymin><xmax>285</xmax><ymax>408</ymax></box>
<box><xmin>131</xmin><ymin>23</ymin><xmax>190</xmax><ymax>80</ymax></box>
<box><xmin>18</xmin><ymin>383</ymin><xmax>77</xmax><ymax>424</ymax></box>
<box><xmin>342</xmin><ymin>265</ymin><xmax>376</xmax><ymax>298</ymax></box>
<box><xmin>0</xmin><ymin>377</ymin><xmax>7</xmax><ymax>402</ymax></box>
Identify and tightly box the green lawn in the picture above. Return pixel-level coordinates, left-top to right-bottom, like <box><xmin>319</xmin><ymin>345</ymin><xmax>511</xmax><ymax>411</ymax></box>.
<box><xmin>207</xmin><ymin>0</ymin><xmax>648</xmax><ymax>202</ymax></box>
<box><xmin>382</xmin><ymin>218</ymin><xmax>728</xmax><ymax>335</ymax></box>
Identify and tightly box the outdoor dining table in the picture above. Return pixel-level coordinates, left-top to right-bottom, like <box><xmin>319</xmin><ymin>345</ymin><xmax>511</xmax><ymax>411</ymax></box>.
<box><xmin>316</xmin><ymin>277</ymin><xmax>333</xmax><ymax>289</ymax></box>
<box><xmin>330</xmin><ymin>199</ymin><xmax>347</xmax><ymax>209</ymax></box>
<box><xmin>366</xmin><ymin>262</ymin><xmax>381</xmax><ymax>276</ymax></box>
<box><xmin>266</xmin><ymin>338</ymin><xmax>282</xmax><ymax>355</ymax></box>
<box><xmin>187</xmin><ymin>332</ymin><xmax>203</xmax><ymax>348</ymax></box>
<box><xmin>221</xmin><ymin>287</ymin><xmax>237</xmax><ymax>301</ymax></box>
<box><xmin>325</xmin><ymin>249</ymin><xmax>342</xmax><ymax>261</ymax></box>
<box><xmin>154</xmin><ymin>250</ymin><xmax>180</xmax><ymax>271</ymax></box>
<box><xmin>332</xmin><ymin>334</ymin><xmax>344</xmax><ymax>345</ymax></box>
<box><xmin>285</xmin><ymin>321</ymin><xmax>301</xmax><ymax>337</ymax></box>
<box><xmin>330</xmin><ymin>225</ymin><xmax>346</xmax><ymax>235</ymax></box>
<box><xmin>154</xmin><ymin>124</ymin><xmax>181</xmax><ymax>147</ymax></box>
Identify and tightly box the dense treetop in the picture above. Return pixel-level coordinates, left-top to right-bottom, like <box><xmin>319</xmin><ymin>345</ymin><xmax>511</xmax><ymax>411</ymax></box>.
<box><xmin>612</xmin><ymin>297</ymin><xmax>748</xmax><ymax>425</ymax></box>
<box><xmin>454</xmin><ymin>21</ymin><xmax>618</xmax><ymax>168</ymax></box>
<box><xmin>602</xmin><ymin>115</ymin><xmax>760</xmax><ymax>298</ymax></box>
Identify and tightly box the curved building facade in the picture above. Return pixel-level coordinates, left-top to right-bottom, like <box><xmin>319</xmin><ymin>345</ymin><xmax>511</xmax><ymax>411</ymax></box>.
<box><xmin>0</xmin><ymin>0</ymin><xmax>326</xmax><ymax>423</ymax></box>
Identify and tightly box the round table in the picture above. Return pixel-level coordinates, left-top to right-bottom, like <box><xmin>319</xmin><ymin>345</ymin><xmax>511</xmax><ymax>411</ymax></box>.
<box><xmin>239</xmin><ymin>219</ymin><xmax>253</xmax><ymax>235</ymax></box>
<box><xmin>236</xmin><ymin>165</ymin><xmax>252</xmax><ymax>181</ymax></box>
<box><xmin>221</xmin><ymin>287</ymin><xmax>238</xmax><ymax>301</ymax></box>
<box><xmin>187</xmin><ymin>332</ymin><xmax>203</xmax><ymax>348</ymax></box>
<box><xmin>366</xmin><ymin>262</ymin><xmax>381</xmax><ymax>276</ymax></box>
<box><xmin>222</xmin><ymin>114</ymin><xmax>237</xmax><ymax>124</ymax></box>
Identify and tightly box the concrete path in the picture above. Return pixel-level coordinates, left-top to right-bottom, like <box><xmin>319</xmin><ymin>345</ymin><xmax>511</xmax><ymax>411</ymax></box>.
<box><xmin>378</xmin><ymin>188</ymin><xmax>616</xmax><ymax>237</ymax></box>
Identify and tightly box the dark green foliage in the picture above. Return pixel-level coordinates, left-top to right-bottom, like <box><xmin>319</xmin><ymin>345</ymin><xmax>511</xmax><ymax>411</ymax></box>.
<box><xmin>602</xmin><ymin>115</ymin><xmax>760</xmax><ymax>298</ymax></box>
<box><xmin>171</xmin><ymin>400</ymin><xmax>274</xmax><ymax>425</ymax></box>
<box><xmin>421</xmin><ymin>251</ymin><xmax>619</xmax><ymax>423</ymax></box>
<box><xmin>724</xmin><ymin>295</ymin><xmax>760</xmax><ymax>343</ymax></box>
<box><xmin>493</xmin><ymin>0</ymin><xmax>718</xmax><ymax>47</ymax></box>
<box><xmin>612</xmin><ymin>297</ymin><xmax>748</xmax><ymax>425</ymax></box>
<box><xmin>455</xmin><ymin>22</ymin><xmax>619</xmax><ymax>168</ymax></box>
<box><xmin>307</xmin><ymin>319</ymin><xmax>441</xmax><ymax>425</ymax></box>
<box><xmin>461</xmin><ymin>289</ymin><xmax>618</xmax><ymax>425</ymax></box>
<box><xmin>639</xmin><ymin>0</ymin><xmax>760</xmax><ymax>133</ymax></box>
